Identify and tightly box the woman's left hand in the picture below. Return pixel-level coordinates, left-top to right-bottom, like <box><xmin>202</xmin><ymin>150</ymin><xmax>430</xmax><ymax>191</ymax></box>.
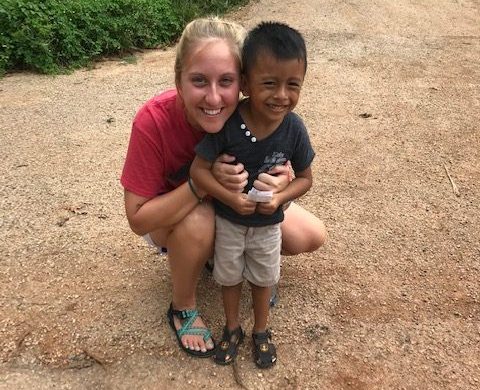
<box><xmin>253</xmin><ymin>163</ymin><xmax>291</xmax><ymax>194</ymax></box>
<box><xmin>212</xmin><ymin>154</ymin><xmax>248</xmax><ymax>192</ymax></box>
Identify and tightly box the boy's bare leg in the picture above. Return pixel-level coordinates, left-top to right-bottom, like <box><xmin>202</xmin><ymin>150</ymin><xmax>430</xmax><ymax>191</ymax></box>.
<box><xmin>269</xmin><ymin>284</ymin><xmax>279</xmax><ymax>307</ymax></box>
<box><xmin>222</xmin><ymin>283</ymin><xmax>243</xmax><ymax>330</ymax></box>
<box><xmin>250</xmin><ymin>284</ymin><xmax>271</xmax><ymax>332</ymax></box>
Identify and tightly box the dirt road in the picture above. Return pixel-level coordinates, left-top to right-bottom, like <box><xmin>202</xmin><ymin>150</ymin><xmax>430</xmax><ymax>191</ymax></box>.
<box><xmin>1</xmin><ymin>0</ymin><xmax>479</xmax><ymax>388</ymax></box>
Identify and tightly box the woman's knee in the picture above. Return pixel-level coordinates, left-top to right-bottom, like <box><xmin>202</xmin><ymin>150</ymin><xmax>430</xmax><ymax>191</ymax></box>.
<box><xmin>176</xmin><ymin>203</ymin><xmax>215</xmax><ymax>247</ymax></box>
<box><xmin>308</xmin><ymin>219</ymin><xmax>328</xmax><ymax>251</ymax></box>
<box><xmin>281</xmin><ymin>204</ymin><xmax>327</xmax><ymax>255</ymax></box>
<box><xmin>282</xmin><ymin>232</ymin><xmax>325</xmax><ymax>255</ymax></box>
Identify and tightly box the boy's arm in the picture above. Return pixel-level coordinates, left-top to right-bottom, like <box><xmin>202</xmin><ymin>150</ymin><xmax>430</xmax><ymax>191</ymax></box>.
<box><xmin>190</xmin><ymin>156</ymin><xmax>257</xmax><ymax>215</ymax></box>
<box><xmin>256</xmin><ymin>166</ymin><xmax>313</xmax><ymax>215</ymax></box>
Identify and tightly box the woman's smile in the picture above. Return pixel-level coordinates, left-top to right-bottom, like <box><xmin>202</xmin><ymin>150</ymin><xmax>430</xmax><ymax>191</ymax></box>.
<box><xmin>178</xmin><ymin>39</ymin><xmax>240</xmax><ymax>134</ymax></box>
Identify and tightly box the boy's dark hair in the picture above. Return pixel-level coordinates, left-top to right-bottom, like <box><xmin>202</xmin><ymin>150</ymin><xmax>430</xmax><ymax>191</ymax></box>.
<box><xmin>242</xmin><ymin>21</ymin><xmax>307</xmax><ymax>75</ymax></box>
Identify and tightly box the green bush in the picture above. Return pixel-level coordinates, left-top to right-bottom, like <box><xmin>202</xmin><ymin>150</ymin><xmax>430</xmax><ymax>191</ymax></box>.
<box><xmin>0</xmin><ymin>0</ymin><xmax>248</xmax><ymax>75</ymax></box>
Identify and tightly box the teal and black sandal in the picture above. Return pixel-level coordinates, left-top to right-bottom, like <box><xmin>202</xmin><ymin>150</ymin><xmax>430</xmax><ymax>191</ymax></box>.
<box><xmin>166</xmin><ymin>303</ymin><xmax>215</xmax><ymax>358</ymax></box>
<box><xmin>252</xmin><ymin>329</ymin><xmax>277</xmax><ymax>369</ymax></box>
<box><xmin>213</xmin><ymin>326</ymin><xmax>245</xmax><ymax>365</ymax></box>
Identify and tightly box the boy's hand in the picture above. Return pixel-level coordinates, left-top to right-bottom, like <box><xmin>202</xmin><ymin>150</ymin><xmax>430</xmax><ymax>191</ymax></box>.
<box><xmin>256</xmin><ymin>195</ymin><xmax>281</xmax><ymax>215</ymax></box>
<box><xmin>229</xmin><ymin>193</ymin><xmax>257</xmax><ymax>215</ymax></box>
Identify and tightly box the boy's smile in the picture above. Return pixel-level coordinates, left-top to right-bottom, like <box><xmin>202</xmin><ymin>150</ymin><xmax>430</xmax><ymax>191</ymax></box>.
<box><xmin>241</xmin><ymin>53</ymin><xmax>305</xmax><ymax>135</ymax></box>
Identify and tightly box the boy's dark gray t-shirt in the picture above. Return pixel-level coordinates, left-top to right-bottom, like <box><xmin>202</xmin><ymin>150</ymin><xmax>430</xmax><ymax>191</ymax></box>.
<box><xmin>195</xmin><ymin>107</ymin><xmax>315</xmax><ymax>227</ymax></box>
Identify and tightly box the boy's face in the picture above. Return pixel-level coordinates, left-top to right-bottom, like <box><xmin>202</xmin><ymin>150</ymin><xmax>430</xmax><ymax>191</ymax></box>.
<box><xmin>241</xmin><ymin>53</ymin><xmax>305</xmax><ymax>126</ymax></box>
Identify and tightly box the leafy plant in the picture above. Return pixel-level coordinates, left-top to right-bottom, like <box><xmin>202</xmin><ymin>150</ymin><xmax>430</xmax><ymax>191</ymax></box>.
<box><xmin>0</xmin><ymin>0</ymin><xmax>248</xmax><ymax>75</ymax></box>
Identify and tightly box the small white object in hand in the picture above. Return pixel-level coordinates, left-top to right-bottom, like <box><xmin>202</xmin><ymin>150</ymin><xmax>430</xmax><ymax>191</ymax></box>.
<box><xmin>247</xmin><ymin>188</ymin><xmax>273</xmax><ymax>203</ymax></box>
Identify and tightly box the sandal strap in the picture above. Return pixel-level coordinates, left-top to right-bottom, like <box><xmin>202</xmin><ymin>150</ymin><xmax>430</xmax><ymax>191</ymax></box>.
<box><xmin>252</xmin><ymin>329</ymin><xmax>272</xmax><ymax>345</ymax></box>
<box><xmin>215</xmin><ymin>326</ymin><xmax>244</xmax><ymax>364</ymax></box>
<box><xmin>252</xmin><ymin>329</ymin><xmax>276</xmax><ymax>368</ymax></box>
<box><xmin>170</xmin><ymin>306</ymin><xmax>212</xmax><ymax>342</ymax></box>
<box><xmin>221</xmin><ymin>326</ymin><xmax>244</xmax><ymax>342</ymax></box>
<box><xmin>170</xmin><ymin>307</ymin><xmax>198</xmax><ymax>320</ymax></box>
<box><xmin>179</xmin><ymin>326</ymin><xmax>212</xmax><ymax>342</ymax></box>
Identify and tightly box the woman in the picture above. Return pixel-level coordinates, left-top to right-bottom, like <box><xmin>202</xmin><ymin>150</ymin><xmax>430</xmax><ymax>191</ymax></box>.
<box><xmin>121</xmin><ymin>17</ymin><xmax>327</xmax><ymax>358</ymax></box>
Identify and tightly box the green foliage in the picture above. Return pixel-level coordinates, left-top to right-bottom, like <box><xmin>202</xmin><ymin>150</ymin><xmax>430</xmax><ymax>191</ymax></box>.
<box><xmin>0</xmin><ymin>0</ymin><xmax>248</xmax><ymax>75</ymax></box>
<box><xmin>175</xmin><ymin>0</ymin><xmax>248</xmax><ymax>23</ymax></box>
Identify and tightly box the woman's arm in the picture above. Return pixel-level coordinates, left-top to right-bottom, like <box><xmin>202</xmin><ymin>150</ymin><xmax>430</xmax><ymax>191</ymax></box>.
<box><xmin>191</xmin><ymin>156</ymin><xmax>256</xmax><ymax>215</ymax></box>
<box><xmin>211</xmin><ymin>154</ymin><xmax>249</xmax><ymax>192</ymax></box>
<box><xmin>211</xmin><ymin>154</ymin><xmax>292</xmax><ymax>193</ymax></box>
<box><xmin>253</xmin><ymin>163</ymin><xmax>291</xmax><ymax>193</ymax></box>
<box><xmin>124</xmin><ymin>182</ymin><xmax>206</xmax><ymax>236</ymax></box>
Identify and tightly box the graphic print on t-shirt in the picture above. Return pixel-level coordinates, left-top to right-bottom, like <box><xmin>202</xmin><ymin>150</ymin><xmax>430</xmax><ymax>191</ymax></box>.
<box><xmin>257</xmin><ymin>152</ymin><xmax>287</xmax><ymax>175</ymax></box>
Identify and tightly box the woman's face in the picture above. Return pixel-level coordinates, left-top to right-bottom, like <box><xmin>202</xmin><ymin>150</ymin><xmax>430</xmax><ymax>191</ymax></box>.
<box><xmin>177</xmin><ymin>39</ymin><xmax>240</xmax><ymax>133</ymax></box>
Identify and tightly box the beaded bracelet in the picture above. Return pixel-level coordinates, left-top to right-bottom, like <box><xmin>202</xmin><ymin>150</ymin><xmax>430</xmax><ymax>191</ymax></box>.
<box><xmin>188</xmin><ymin>177</ymin><xmax>203</xmax><ymax>203</ymax></box>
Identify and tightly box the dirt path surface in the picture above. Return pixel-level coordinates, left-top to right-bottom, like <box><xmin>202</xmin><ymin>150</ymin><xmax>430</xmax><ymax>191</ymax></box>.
<box><xmin>1</xmin><ymin>0</ymin><xmax>479</xmax><ymax>389</ymax></box>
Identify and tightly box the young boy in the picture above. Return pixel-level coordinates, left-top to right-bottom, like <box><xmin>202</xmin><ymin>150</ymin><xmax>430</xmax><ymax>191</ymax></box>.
<box><xmin>190</xmin><ymin>21</ymin><xmax>314</xmax><ymax>368</ymax></box>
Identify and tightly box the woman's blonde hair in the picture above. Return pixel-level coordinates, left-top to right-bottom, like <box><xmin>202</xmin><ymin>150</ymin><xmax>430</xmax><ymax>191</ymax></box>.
<box><xmin>175</xmin><ymin>17</ymin><xmax>246</xmax><ymax>85</ymax></box>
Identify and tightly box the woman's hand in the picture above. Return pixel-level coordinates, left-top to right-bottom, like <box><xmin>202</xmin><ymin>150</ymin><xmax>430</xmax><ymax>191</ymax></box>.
<box><xmin>253</xmin><ymin>162</ymin><xmax>293</xmax><ymax>194</ymax></box>
<box><xmin>212</xmin><ymin>154</ymin><xmax>248</xmax><ymax>192</ymax></box>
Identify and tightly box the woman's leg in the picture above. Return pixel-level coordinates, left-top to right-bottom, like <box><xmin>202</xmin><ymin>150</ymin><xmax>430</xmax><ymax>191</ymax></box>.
<box><xmin>281</xmin><ymin>202</ymin><xmax>327</xmax><ymax>255</ymax></box>
<box><xmin>150</xmin><ymin>202</ymin><xmax>215</xmax><ymax>352</ymax></box>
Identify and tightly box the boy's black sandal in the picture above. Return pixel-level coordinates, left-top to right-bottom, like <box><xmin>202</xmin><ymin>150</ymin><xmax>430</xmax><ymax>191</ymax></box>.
<box><xmin>252</xmin><ymin>329</ymin><xmax>277</xmax><ymax>369</ymax></box>
<box><xmin>166</xmin><ymin>303</ymin><xmax>215</xmax><ymax>358</ymax></box>
<box><xmin>214</xmin><ymin>326</ymin><xmax>245</xmax><ymax>365</ymax></box>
